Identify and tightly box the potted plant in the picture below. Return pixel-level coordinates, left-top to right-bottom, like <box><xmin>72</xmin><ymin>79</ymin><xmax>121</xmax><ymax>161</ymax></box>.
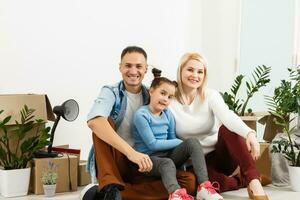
<box><xmin>221</xmin><ymin>65</ymin><xmax>271</xmax><ymax>130</ymax></box>
<box><xmin>265</xmin><ymin>68</ymin><xmax>300</xmax><ymax>191</ymax></box>
<box><xmin>42</xmin><ymin>161</ymin><xmax>58</xmax><ymax>197</ymax></box>
<box><xmin>0</xmin><ymin>105</ymin><xmax>51</xmax><ymax>197</ymax></box>
<box><xmin>221</xmin><ymin>65</ymin><xmax>271</xmax><ymax>116</ymax></box>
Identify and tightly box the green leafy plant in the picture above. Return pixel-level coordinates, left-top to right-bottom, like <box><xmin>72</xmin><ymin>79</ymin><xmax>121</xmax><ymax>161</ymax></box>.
<box><xmin>265</xmin><ymin>68</ymin><xmax>300</xmax><ymax>166</ymax></box>
<box><xmin>221</xmin><ymin>65</ymin><xmax>271</xmax><ymax>116</ymax></box>
<box><xmin>42</xmin><ymin>161</ymin><xmax>58</xmax><ymax>185</ymax></box>
<box><xmin>0</xmin><ymin>105</ymin><xmax>51</xmax><ymax>169</ymax></box>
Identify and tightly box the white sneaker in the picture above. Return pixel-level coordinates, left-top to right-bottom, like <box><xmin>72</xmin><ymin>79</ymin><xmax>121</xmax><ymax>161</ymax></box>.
<box><xmin>196</xmin><ymin>181</ymin><xmax>224</xmax><ymax>200</ymax></box>
<box><xmin>168</xmin><ymin>188</ymin><xmax>194</xmax><ymax>200</ymax></box>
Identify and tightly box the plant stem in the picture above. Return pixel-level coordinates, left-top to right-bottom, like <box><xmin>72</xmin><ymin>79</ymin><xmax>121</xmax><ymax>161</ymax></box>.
<box><xmin>240</xmin><ymin>96</ymin><xmax>251</xmax><ymax>116</ymax></box>
<box><xmin>285</xmin><ymin>121</ymin><xmax>296</xmax><ymax>165</ymax></box>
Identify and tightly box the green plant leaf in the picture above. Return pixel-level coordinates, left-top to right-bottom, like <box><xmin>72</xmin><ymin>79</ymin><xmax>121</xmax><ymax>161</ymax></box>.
<box><xmin>0</xmin><ymin>105</ymin><xmax>52</xmax><ymax>169</ymax></box>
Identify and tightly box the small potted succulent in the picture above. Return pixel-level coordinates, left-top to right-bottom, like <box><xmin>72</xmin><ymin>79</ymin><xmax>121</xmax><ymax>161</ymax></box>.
<box><xmin>42</xmin><ymin>161</ymin><xmax>58</xmax><ymax>197</ymax></box>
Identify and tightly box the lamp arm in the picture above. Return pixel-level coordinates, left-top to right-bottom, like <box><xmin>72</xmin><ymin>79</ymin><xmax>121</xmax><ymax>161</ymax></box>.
<box><xmin>47</xmin><ymin>115</ymin><xmax>61</xmax><ymax>153</ymax></box>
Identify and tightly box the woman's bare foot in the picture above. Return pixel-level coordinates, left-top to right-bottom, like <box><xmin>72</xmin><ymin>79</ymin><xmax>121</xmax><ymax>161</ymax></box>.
<box><xmin>248</xmin><ymin>179</ymin><xmax>265</xmax><ymax>195</ymax></box>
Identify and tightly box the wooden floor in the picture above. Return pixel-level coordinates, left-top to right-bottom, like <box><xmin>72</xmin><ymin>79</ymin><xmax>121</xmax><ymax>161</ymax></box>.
<box><xmin>0</xmin><ymin>185</ymin><xmax>299</xmax><ymax>200</ymax></box>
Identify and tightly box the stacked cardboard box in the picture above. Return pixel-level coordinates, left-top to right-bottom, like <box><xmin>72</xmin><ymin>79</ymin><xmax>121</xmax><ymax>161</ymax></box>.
<box><xmin>78</xmin><ymin>160</ymin><xmax>91</xmax><ymax>186</ymax></box>
<box><xmin>30</xmin><ymin>154</ymin><xmax>78</xmax><ymax>194</ymax></box>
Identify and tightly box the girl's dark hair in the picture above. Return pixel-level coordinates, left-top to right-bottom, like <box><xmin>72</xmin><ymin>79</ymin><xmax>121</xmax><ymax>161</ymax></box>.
<box><xmin>150</xmin><ymin>68</ymin><xmax>178</xmax><ymax>89</ymax></box>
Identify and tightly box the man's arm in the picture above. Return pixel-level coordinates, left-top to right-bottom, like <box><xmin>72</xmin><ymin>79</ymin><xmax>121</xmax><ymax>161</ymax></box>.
<box><xmin>88</xmin><ymin>117</ymin><xmax>153</xmax><ymax>172</ymax></box>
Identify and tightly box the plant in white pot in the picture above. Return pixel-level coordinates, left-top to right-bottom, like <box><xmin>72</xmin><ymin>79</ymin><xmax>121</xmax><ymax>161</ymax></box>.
<box><xmin>42</xmin><ymin>161</ymin><xmax>58</xmax><ymax>197</ymax></box>
<box><xmin>0</xmin><ymin>105</ymin><xmax>51</xmax><ymax>197</ymax></box>
<box><xmin>266</xmin><ymin>68</ymin><xmax>300</xmax><ymax>191</ymax></box>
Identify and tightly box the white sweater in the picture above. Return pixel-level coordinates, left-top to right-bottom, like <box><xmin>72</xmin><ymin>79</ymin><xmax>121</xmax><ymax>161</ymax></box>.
<box><xmin>169</xmin><ymin>88</ymin><xmax>252</xmax><ymax>155</ymax></box>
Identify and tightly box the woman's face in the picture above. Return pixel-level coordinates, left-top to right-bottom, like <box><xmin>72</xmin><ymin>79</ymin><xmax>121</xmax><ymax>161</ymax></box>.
<box><xmin>181</xmin><ymin>59</ymin><xmax>205</xmax><ymax>90</ymax></box>
<box><xmin>149</xmin><ymin>82</ymin><xmax>176</xmax><ymax>113</ymax></box>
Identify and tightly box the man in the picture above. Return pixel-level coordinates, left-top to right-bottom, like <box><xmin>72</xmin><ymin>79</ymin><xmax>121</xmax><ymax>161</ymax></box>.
<box><xmin>83</xmin><ymin>46</ymin><xmax>196</xmax><ymax>200</ymax></box>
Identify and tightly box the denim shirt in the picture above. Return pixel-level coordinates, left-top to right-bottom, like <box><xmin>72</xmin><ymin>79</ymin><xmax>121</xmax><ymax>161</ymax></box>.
<box><xmin>86</xmin><ymin>81</ymin><xmax>149</xmax><ymax>182</ymax></box>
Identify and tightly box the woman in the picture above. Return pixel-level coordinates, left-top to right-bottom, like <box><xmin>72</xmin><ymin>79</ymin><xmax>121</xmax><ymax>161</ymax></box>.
<box><xmin>169</xmin><ymin>52</ymin><xmax>269</xmax><ymax>200</ymax></box>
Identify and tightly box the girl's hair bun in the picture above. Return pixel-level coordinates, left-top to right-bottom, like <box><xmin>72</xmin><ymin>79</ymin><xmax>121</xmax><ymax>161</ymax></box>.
<box><xmin>152</xmin><ymin>68</ymin><xmax>162</xmax><ymax>79</ymax></box>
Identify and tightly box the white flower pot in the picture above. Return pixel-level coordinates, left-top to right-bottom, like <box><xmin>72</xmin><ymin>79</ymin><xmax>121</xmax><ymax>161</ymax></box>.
<box><xmin>0</xmin><ymin>168</ymin><xmax>31</xmax><ymax>197</ymax></box>
<box><xmin>288</xmin><ymin>165</ymin><xmax>300</xmax><ymax>192</ymax></box>
<box><xmin>43</xmin><ymin>184</ymin><xmax>56</xmax><ymax>197</ymax></box>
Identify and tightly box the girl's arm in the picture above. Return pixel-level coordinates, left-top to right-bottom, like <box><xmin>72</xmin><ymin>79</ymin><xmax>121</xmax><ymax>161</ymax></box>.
<box><xmin>133</xmin><ymin>113</ymin><xmax>182</xmax><ymax>152</ymax></box>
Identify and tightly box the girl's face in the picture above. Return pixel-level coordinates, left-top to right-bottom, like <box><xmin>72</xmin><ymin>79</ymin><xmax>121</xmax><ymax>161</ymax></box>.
<box><xmin>181</xmin><ymin>59</ymin><xmax>205</xmax><ymax>90</ymax></box>
<box><xmin>149</xmin><ymin>82</ymin><xmax>176</xmax><ymax>113</ymax></box>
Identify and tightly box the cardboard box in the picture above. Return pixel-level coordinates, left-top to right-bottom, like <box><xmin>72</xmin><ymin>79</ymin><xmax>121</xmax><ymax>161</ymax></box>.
<box><xmin>240</xmin><ymin>112</ymin><xmax>269</xmax><ymax>131</ymax></box>
<box><xmin>256</xmin><ymin>142</ymin><xmax>271</xmax><ymax>181</ymax></box>
<box><xmin>30</xmin><ymin>154</ymin><xmax>78</xmax><ymax>194</ymax></box>
<box><xmin>78</xmin><ymin>161</ymin><xmax>91</xmax><ymax>186</ymax></box>
<box><xmin>258</xmin><ymin>114</ymin><xmax>285</xmax><ymax>142</ymax></box>
<box><xmin>240</xmin><ymin>112</ymin><xmax>283</xmax><ymax>142</ymax></box>
<box><xmin>0</xmin><ymin>94</ymin><xmax>55</xmax><ymax>160</ymax></box>
<box><xmin>0</xmin><ymin>94</ymin><xmax>55</xmax><ymax>123</ymax></box>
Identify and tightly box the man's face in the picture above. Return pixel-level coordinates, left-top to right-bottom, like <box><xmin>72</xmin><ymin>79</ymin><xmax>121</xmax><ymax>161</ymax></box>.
<box><xmin>119</xmin><ymin>52</ymin><xmax>147</xmax><ymax>90</ymax></box>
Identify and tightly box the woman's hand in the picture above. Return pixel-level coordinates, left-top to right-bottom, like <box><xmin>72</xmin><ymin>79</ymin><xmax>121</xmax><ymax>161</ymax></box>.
<box><xmin>246</xmin><ymin>131</ymin><xmax>260</xmax><ymax>160</ymax></box>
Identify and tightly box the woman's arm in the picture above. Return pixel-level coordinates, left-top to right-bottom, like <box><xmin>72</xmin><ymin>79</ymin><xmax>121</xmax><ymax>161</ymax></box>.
<box><xmin>208</xmin><ymin>90</ymin><xmax>260</xmax><ymax>159</ymax></box>
<box><xmin>208</xmin><ymin>90</ymin><xmax>253</xmax><ymax>138</ymax></box>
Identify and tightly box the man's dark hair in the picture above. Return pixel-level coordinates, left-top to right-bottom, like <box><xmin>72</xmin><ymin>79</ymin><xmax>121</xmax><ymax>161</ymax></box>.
<box><xmin>121</xmin><ymin>46</ymin><xmax>147</xmax><ymax>60</ymax></box>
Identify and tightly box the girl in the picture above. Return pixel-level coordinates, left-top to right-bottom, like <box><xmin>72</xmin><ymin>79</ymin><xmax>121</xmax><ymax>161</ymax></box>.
<box><xmin>132</xmin><ymin>68</ymin><xmax>224</xmax><ymax>200</ymax></box>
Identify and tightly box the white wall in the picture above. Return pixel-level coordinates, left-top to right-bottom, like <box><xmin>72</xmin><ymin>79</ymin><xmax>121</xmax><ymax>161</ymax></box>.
<box><xmin>0</xmin><ymin>0</ymin><xmax>205</xmax><ymax>159</ymax></box>
<box><xmin>1</xmin><ymin>0</ymin><xmax>296</xmax><ymax>158</ymax></box>
<box><xmin>201</xmin><ymin>0</ymin><xmax>241</xmax><ymax>91</ymax></box>
<box><xmin>239</xmin><ymin>0</ymin><xmax>295</xmax><ymax>112</ymax></box>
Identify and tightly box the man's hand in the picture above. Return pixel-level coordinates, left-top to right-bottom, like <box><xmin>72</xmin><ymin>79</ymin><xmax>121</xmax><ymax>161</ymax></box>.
<box><xmin>127</xmin><ymin>150</ymin><xmax>153</xmax><ymax>172</ymax></box>
<box><xmin>246</xmin><ymin>131</ymin><xmax>260</xmax><ymax>160</ymax></box>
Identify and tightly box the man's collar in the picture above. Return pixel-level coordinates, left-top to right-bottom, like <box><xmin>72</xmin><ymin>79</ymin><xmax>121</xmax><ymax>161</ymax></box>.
<box><xmin>119</xmin><ymin>80</ymin><xmax>146</xmax><ymax>94</ymax></box>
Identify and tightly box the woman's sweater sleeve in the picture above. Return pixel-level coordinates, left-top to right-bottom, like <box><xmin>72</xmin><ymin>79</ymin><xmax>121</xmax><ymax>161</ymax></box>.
<box><xmin>208</xmin><ymin>90</ymin><xmax>253</xmax><ymax>138</ymax></box>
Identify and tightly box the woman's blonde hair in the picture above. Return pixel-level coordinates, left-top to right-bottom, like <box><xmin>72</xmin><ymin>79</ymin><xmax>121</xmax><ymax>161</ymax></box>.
<box><xmin>175</xmin><ymin>52</ymin><xmax>208</xmax><ymax>104</ymax></box>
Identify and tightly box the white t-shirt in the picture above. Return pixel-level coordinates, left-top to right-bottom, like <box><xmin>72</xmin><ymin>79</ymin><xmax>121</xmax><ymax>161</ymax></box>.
<box><xmin>117</xmin><ymin>91</ymin><xmax>143</xmax><ymax>147</ymax></box>
<box><xmin>169</xmin><ymin>88</ymin><xmax>252</xmax><ymax>155</ymax></box>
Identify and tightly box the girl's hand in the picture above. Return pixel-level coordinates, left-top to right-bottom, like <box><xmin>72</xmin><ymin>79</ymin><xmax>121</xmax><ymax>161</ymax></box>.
<box><xmin>246</xmin><ymin>131</ymin><xmax>260</xmax><ymax>160</ymax></box>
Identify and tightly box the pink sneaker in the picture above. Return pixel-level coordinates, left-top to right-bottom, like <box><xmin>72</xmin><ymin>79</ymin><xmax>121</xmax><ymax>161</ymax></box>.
<box><xmin>168</xmin><ymin>188</ymin><xmax>194</xmax><ymax>200</ymax></box>
<box><xmin>196</xmin><ymin>181</ymin><xmax>224</xmax><ymax>200</ymax></box>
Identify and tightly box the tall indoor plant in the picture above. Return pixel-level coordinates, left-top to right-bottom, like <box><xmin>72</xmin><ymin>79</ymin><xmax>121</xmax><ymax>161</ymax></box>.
<box><xmin>0</xmin><ymin>105</ymin><xmax>51</xmax><ymax>197</ymax></box>
<box><xmin>265</xmin><ymin>68</ymin><xmax>300</xmax><ymax>191</ymax></box>
<box><xmin>221</xmin><ymin>65</ymin><xmax>271</xmax><ymax>116</ymax></box>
